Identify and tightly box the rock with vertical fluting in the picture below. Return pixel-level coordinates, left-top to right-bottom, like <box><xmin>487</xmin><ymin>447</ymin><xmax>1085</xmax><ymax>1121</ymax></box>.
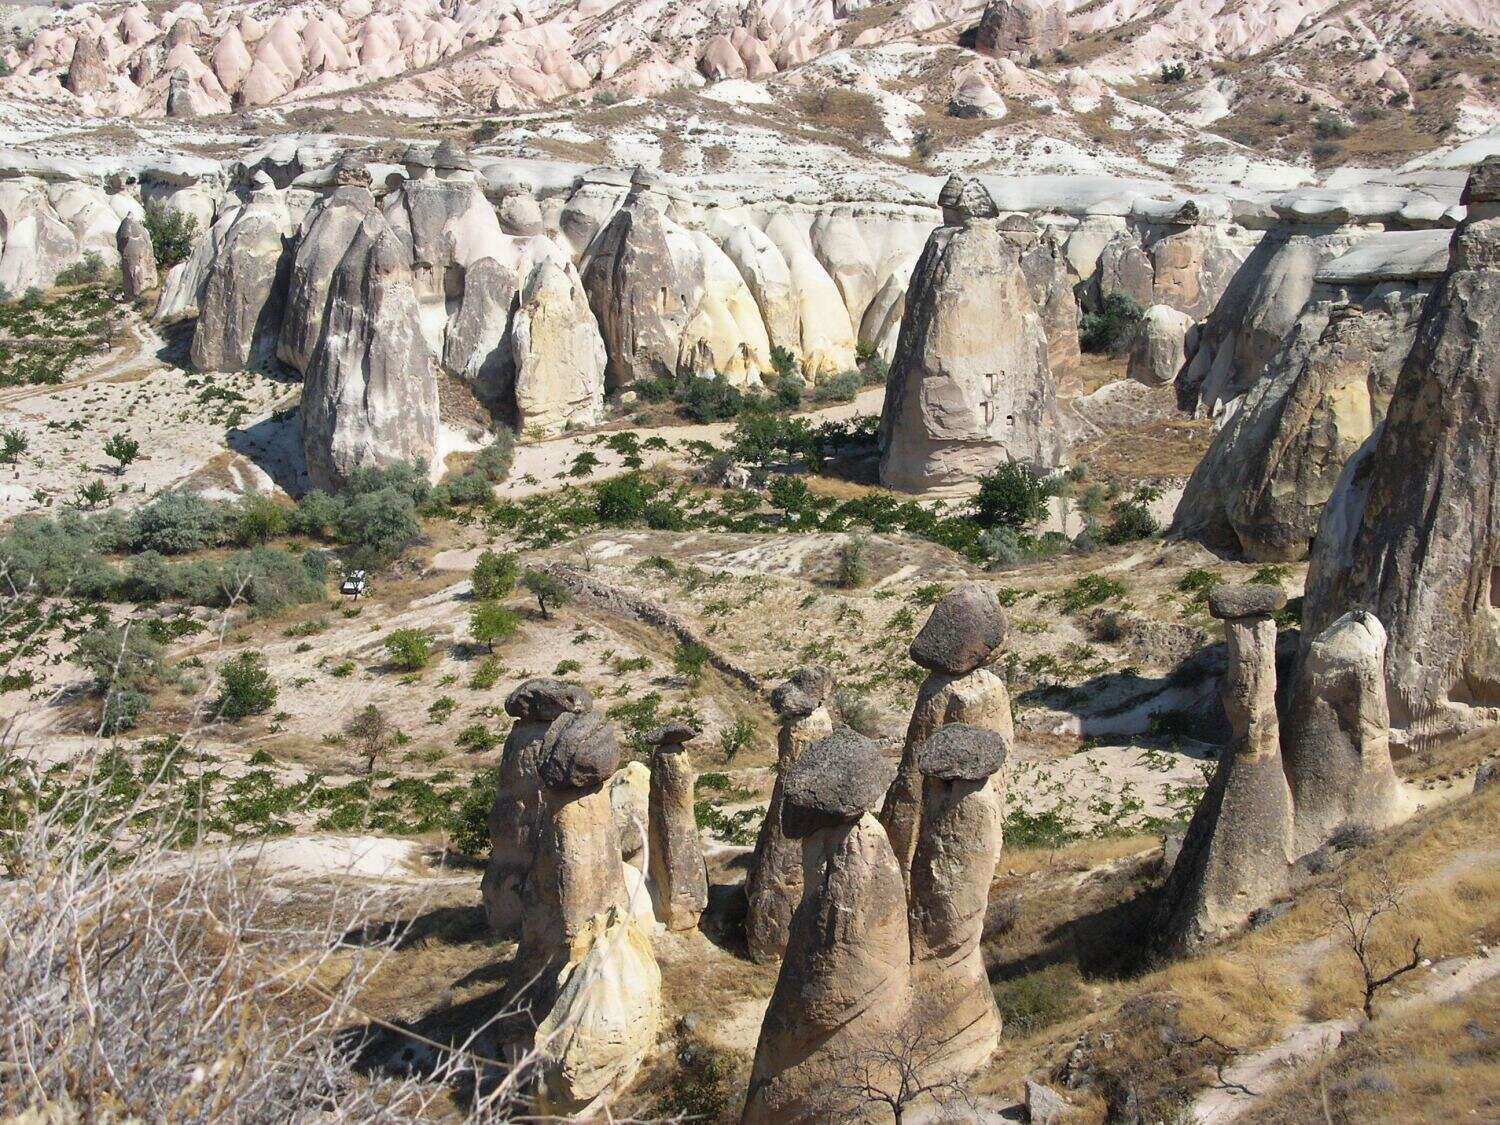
<box><xmin>1020</xmin><ymin>227</ymin><xmax>1081</xmax><ymax>373</ymax></box>
<box><xmin>116</xmin><ymin>215</ymin><xmax>158</xmax><ymax>301</ymax></box>
<box><xmin>1283</xmin><ymin>611</ymin><xmax>1402</xmax><ymax>858</ymax></box>
<box><xmin>743</xmin><ymin>732</ymin><xmax>909</xmax><ymax>1124</ymax></box>
<box><xmin>647</xmin><ymin>730</ymin><xmax>708</xmax><ymax>931</ymax></box>
<box><xmin>277</xmin><ymin>177</ymin><xmax>375</xmax><ymax>375</ymax></box>
<box><xmin>1128</xmin><ymin>304</ymin><xmax>1193</xmax><ymax>387</ymax></box>
<box><xmin>1096</xmin><ymin>231</ymin><xmax>1154</xmax><ymax>310</ymax></box>
<box><xmin>908</xmin><ymin>724</ymin><xmax>1008</xmax><ymax>1077</ymax></box>
<box><xmin>879</xmin><ymin>177</ymin><xmax>1063</xmax><ymax>494</ymax></box>
<box><xmin>609</xmin><ymin>761</ymin><xmax>651</xmax><ymax>872</ymax></box>
<box><xmin>300</xmin><ymin>210</ymin><xmax>439</xmax><ymax>493</ymax></box>
<box><xmin>441</xmin><ymin>255</ymin><xmax>519</xmax><ymax>415</ymax></box>
<box><xmin>747</xmin><ymin>667</ymin><xmax>835</xmax><ymax>963</ymax></box>
<box><xmin>511</xmin><ymin>258</ymin><xmax>607</xmax><ymax>435</ymax></box>
<box><xmin>1301</xmin><ymin>162</ymin><xmax>1500</xmax><ymax>734</ymax></box>
<box><xmin>1154</xmin><ymin>586</ymin><xmax>1294</xmax><ymax>955</ymax></box>
<box><xmin>190</xmin><ymin>178</ymin><xmax>293</xmax><ymax>372</ymax></box>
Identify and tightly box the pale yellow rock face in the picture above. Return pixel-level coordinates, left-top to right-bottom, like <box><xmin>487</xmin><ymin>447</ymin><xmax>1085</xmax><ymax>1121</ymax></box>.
<box><xmin>647</xmin><ymin>747</ymin><xmax>708</xmax><ymax>931</ymax></box>
<box><xmin>511</xmin><ymin>258</ymin><xmax>607</xmax><ymax>436</ymax></box>
<box><xmin>763</xmin><ymin>213</ymin><xmax>858</xmax><ymax>378</ymax></box>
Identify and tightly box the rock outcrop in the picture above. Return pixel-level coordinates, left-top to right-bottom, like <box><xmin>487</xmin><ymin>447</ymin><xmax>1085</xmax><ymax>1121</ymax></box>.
<box><xmin>646</xmin><ymin>722</ymin><xmax>708</xmax><ymax>932</ymax></box>
<box><xmin>299</xmin><ymin>210</ymin><xmax>439</xmax><ymax>493</ymax></box>
<box><xmin>908</xmin><ymin>723</ymin><xmax>1008</xmax><ymax>1078</ymax></box>
<box><xmin>743</xmin><ymin>729</ymin><xmax>906</xmax><ymax>1124</ymax></box>
<box><xmin>1154</xmin><ymin>585</ymin><xmax>1294</xmax><ymax>955</ymax></box>
<box><xmin>510</xmin><ymin>258</ymin><xmax>608</xmax><ymax>435</ymax></box>
<box><xmin>116</xmin><ymin>215</ymin><xmax>157</xmax><ymax>300</ymax></box>
<box><xmin>277</xmin><ymin>163</ymin><xmax>375</xmax><ymax>374</ymax></box>
<box><xmin>879</xmin><ymin>176</ymin><xmax>1063</xmax><ymax>494</ymax></box>
<box><xmin>1301</xmin><ymin>162</ymin><xmax>1500</xmax><ymax>734</ymax></box>
<box><xmin>1128</xmin><ymin>304</ymin><xmax>1194</xmax><ymax>387</ymax></box>
<box><xmin>975</xmin><ymin>0</ymin><xmax>1069</xmax><ymax>60</ymax></box>
<box><xmin>881</xmin><ymin>585</ymin><xmax>1013</xmax><ymax>889</ymax></box>
<box><xmin>746</xmin><ymin>666</ymin><xmax>835</xmax><ymax>963</ymax></box>
<box><xmin>441</xmin><ymin>254</ymin><xmax>519</xmax><ymax>414</ymax></box>
<box><xmin>190</xmin><ymin>175</ymin><xmax>293</xmax><ymax>372</ymax></box>
<box><xmin>1282</xmin><ymin>611</ymin><xmax>1402</xmax><ymax>858</ymax></box>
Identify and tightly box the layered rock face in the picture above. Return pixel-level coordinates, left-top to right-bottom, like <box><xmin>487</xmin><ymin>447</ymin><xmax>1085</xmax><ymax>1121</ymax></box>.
<box><xmin>746</xmin><ymin>666</ymin><xmax>835</xmax><ymax>964</ymax></box>
<box><xmin>116</xmin><ymin>215</ymin><xmax>157</xmax><ymax>300</ymax></box>
<box><xmin>1301</xmin><ymin>162</ymin><xmax>1500</xmax><ymax>733</ymax></box>
<box><xmin>743</xmin><ymin>729</ymin><xmax>906</xmax><ymax>1125</ymax></box>
<box><xmin>1154</xmin><ymin>586</ymin><xmax>1294</xmax><ymax>956</ymax></box>
<box><xmin>190</xmin><ymin>175</ymin><xmax>294</xmax><ymax>372</ymax></box>
<box><xmin>908</xmin><ymin>723</ymin><xmax>1008</xmax><ymax>1078</ymax></box>
<box><xmin>879</xmin><ymin>177</ymin><xmax>1063</xmax><ymax>494</ymax></box>
<box><xmin>975</xmin><ymin>0</ymin><xmax>1069</xmax><ymax>60</ymax></box>
<box><xmin>1283</xmin><ymin>611</ymin><xmax>1402</xmax><ymax>857</ymax></box>
<box><xmin>1172</xmin><ymin>269</ymin><xmax>1432</xmax><ymax>561</ymax></box>
<box><xmin>646</xmin><ymin>723</ymin><xmax>708</xmax><ymax>932</ymax></box>
<box><xmin>481</xmin><ymin>679</ymin><xmax>592</xmax><ymax>938</ymax></box>
<box><xmin>881</xmin><ymin>584</ymin><xmax>1013</xmax><ymax>888</ymax></box>
<box><xmin>299</xmin><ymin>210</ymin><xmax>439</xmax><ymax>493</ymax></box>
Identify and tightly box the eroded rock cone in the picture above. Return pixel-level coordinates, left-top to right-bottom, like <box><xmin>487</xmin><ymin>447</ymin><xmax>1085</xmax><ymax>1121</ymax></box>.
<box><xmin>116</xmin><ymin>215</ymin><xmax>157</xmax><ymax>301</ymax></box>
<box><xmin>879</xmin><ymin>177</ymin><xmax>1063</xmax><ymax>493</ymax></box>
<box><xmin>1154</xmin><ymin>585</ymin><xmax>1294</xmax><ymax>955</ymax></box>
<box><xmin>277</xmin><ymin>179</ymin><xmax>376</xmax><ymax>375</ymax></box>
<box><xmin>746</xmin><ymin>666</ymin><xmax>835</xmax><ymax>963</ymax></box>
<box><xmin>482</xmin><ymin>679</ymin><xmax>593</xmax><ymax>937</ymax></box>
<box><xmin>1283</xmin><ymin>611</ymin><xmax>1402</xmax><ymax>857</ymax></box>
<box><xmin>1301</xmin><ymin>159</ymin><xmax>1500</xmax><ymax>734</ymax></box>
<box><xmin>515</xmin><ymin>709</ymin><xmax>629</xmax><ymax>996</ymax></box>
<box><xmin>881</xmin><ymin>586</ymin><xmax>1013</xmax><ymax>888</ymax></box>
<box><xmin>190</xmin><ymin>177</ymin><xmax>293</xmax><ymax>372</ymax></box>
<box><xmin>909</xmin><ymin>724</ymin><xmax>1009</xmax><ymax>1078</ymax></box>
<box><xmin>646</xmin><ymin>724</ymin><xmax>708</xmax><ymax>931</ymax></box>
<box><xmin>65</xmin><ymin>35</ymin><xmax>109</xmax><ymax>96</ymax></box>
<box><xmin>743</xmin><ymin>729</ymin><xmax>907</xmax><ymax>1124</ymax></box>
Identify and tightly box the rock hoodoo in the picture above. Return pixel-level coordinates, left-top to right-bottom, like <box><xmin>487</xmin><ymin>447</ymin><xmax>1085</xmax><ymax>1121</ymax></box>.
<box><xmin>1301</xmin><ymin>159</ymin><xmax>1500</xmax><ymax>734</ymax></box>
<box><xmin>1282</xmin><ymin>611</ymin><xmax>1402</xmax><ymax>858</ymax></box>
<box><xmin>743</xmin><ymin>728</ymin><xmax>906</xmax><ymax>1124</ymax></box>
<box><xmin>1154</xmin><ymin>585</ymin><xmax>1294</xmax><ymax>955</ymax></box>
<box><xmin>908</xmin><ymin>723</ymin><xmax>1009</xmax><ymax>1078</ymax></box>
<box><xmin>881</xmin><ymin>584</ymin><xmax>1013</xmax><ymax>888</ymax></box>
<box><xmin>116</xmin><ymin>215</ymin><xmax>157</xmax><ymax>301</ymax></box>
<box><xmin>879</xmin><ymin>176</ymin><xmax>1062</xmax><ymax>494</ymax></box>
<box><xmin>646</xmin><ymin>722</ymin><xmax>708</xmax><ymax>932</ymax></box>
<box><xmin>1128</xmin><ymin>304</ymin><xmax>1193</xmax><ymax>387</ymax></box>
<box><xmin>975</xmin><ymin>0</ymin><xmax>1069</xmax><ymax>61</ymax></box>
<box><xmin>746</xmin><ymin>666</ymin><xmax>835</xmax><ymax>963</ymax></box>
<box><xmin>189</xmin><ymin>173</ymin><xmax>293</xmax><ymax>372</ymax></box>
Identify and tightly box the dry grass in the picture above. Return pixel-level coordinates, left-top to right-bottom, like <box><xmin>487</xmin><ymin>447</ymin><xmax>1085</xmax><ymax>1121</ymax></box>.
<box><xmin>1075</xmin><ymin>416</ymin><xmax>1214</xmax><ymax>482</ymax></box>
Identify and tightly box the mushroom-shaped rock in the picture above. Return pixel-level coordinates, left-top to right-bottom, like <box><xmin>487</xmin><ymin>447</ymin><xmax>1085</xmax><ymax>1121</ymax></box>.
<box><xmin>116</xmin><ymin>215</ymin><xmax>157</xmax><ymax>301</ymax></box>
<box><xmin>506</xmin><ymin>677</ymin><xmax>593</xmax><ymax>722</ymax></box>
<box><xmin>938</xmin><ymin>174</ymin><xmax>1000</xmax><ymax>225</ymax></box>
<box><xmin>743</xmin><ymin>732</ymin><xmax>911</xmax><ymax>1123</ymax></box>
<box><xmin>1283</xmin><ymin>610</ymin><xmax>1402</xmax><ymax>857</ymax></box>
<box><xmin>909</xmin><ymin>723</ymin><xmax>1009</xmax><ymax>1078</ymax></box>
<box><xmin>1154</xmin><ymin>585</ymin><xmax>1294</xmax><ymax>955</ymax></box>
<box><xmin>539</xmin><ymin>710</ymin><xmax>621</xmax><ymax>791</ymax></box>
<box><xmin>647</xmin><ymin>728</ymin><xmax>708</xmax><ymax>931</ymax></box>
<box><xmin>432</xmin><ymin>139</ymin><xmax>471</xmax><ymax>174</ymax></box>
<box><xmin>747</xmin><ymin>667</ymin><xmax>837</xmax><ymax>963</ymax></box>
<box><xmin>909</xmin><ymin>585</ymin><xmax>1008</xmax><ymax>675</ymax></box>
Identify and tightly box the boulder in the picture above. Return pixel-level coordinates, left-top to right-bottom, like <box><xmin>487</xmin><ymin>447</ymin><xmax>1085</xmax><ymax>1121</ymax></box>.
<box><xmin>300</xmin><ymin>211</ymin><xmax>438</xmax><ymax>492</ymax></box>
<box><xmin>1127</xmin><ymin>304</ymin><xmax>1193</xmax><ymax>387</ymax></box>
<box><xmin>507</xmin><ymin>677</ymin><xmax>593</xmax><ymax>721</ymax></box>
<box><xmin>1282</xmin><ymin>611</ymin><xmax>1402</xmax><ymax>858</ymax></box>
<box><xmin>277</xmin><ymin>183</ymin><xmax>376</xmax><ymax>374</ymax></box>
<box><xmin>879</xmin><ymin>177</ymin><xmax>1063</xmax><ymax>494</ymax></box>
<box><xmin>190</xmin><ymin>180</ymin><xmax>293</xmax><ymax>372</ymax></box>
<box><xmin>116</xmin><ymin>215</ymin><xmax>158</xmax><ymax>300</ymax></box>
<box><xmin>647</xmin><ymin>735</ymin><xmax>708</xmax><ymax>931</ymax></box>
<box><xmin>538</xmin><ymin>710</ymin><xmax>622</xmax><ymax>791</ymax></box>
<box><xmin>909</xmin><ymin>585</ymin><xmax>1008</xmax><ymax>675</ymax></box>
<box><xmin>974</xmin><ymin>0</ymin><xmax>1069</xmax><ymax>60</ymax></box>
<box><xmin>511</xmin><ymin>258</ymin><xmax>608</xmax><ymax>435</ymax></box>
<box><xmin>1026</xmin><ymin>1080</ymin><xmax>1069</xmax><ymax>1125</ymax></box>
<box><xmin>949</xmin><ymin>72</ymin><xmax>1006</xmax><ymax>119</ymax></box>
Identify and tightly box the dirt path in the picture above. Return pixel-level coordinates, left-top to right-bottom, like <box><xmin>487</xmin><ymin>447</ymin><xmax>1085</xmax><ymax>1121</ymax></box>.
<box><xmin>0</xmin><ymin>318</ymin><xmax>162</xmax><ymax>407</ymax></box>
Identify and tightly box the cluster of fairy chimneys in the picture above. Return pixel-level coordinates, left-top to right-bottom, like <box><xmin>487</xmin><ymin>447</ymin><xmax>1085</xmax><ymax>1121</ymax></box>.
<box><xmin>1153</xmin><ymin>585</ymin><xmax>1404</xmax><ymax>956</ymax></box>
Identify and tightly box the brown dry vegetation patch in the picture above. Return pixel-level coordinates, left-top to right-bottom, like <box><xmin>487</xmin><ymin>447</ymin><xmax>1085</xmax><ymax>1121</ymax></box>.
<box><xmin>1076</xmin><ymin>416</ymin><xmax>1213</xmax><ymax>483</ymax></box>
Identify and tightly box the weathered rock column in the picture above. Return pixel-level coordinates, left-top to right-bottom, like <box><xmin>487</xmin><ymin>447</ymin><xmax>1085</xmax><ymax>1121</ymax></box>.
<box><xmin>482</xmin><ymin>679</ymin><xmax>592</xmax><ymax>937</ymax></box>
<box><xmin>880</xmin><ymin>585</ymin><xmax>1012</xmax><ymax>889</ymax></box>
<box><xmin>513</xmin><ymin>709</ymin><xmax>629</xmax><ymax>997</ymax></box>
<box><xmin>745</xmin><ymin>666</ymin><xmax>834</xmax><ymax>963</ymax></box>
<box><xmin>116</xmin><ymin>215</ymin><xmax>157</xmax><ymax>301</ymax></box>
<box><xmin>646</xmin><ymin>721</ymin><xmax>708</xmax><ymax>932</ymax></box>
<box><xmin>1154</xmin><ymin>585</ymin><xmax>1295</xmax><ymax>956</ymax></box>
<box><xmin>908</xmin><ymin>724</ymin><xmax>1009</xmax><ymax>1079</ymax></box>
<box><xmin>744</xmin><ymin>728</ymin><xmax>907</xmax><ymax>1125</ymax></box>
<box><xmin>1283</xmin><ymin>610</ymin><xmax>1402</xmax><ymax>857</ymax></box>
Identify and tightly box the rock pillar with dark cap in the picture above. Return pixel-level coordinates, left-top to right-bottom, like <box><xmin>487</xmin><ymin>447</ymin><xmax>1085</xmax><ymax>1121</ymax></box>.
<box><xmin>746</xmin><ymin>666</ymin><xmax>835</xmax><ymax>963</ymax></box>
<box><xmin>908</xmin><ymin>723</ymin><xmax>1009</xmax><ymax>1078</ymax></box>
<box><xmin>514</xmin><ymin>708</ymin><xmax>630</xmax><ymax>996</ymax></box>
<box><xmin>743</xmin><ymin>728</ymin><xmax>908</xmax><ymax>1125</ymax></box>
<box><xmin>1282</xmin><ymin>610</ymin><xmax>1403</xmax><ymax>857</ymax></box>
<box><xmin>116</xmin><ymin>215</ymin><xmax>157</xmax><ymax>301</ymax></box>
<box><xmin>482</xmin><ymin>679</ymin><xmax>593</xmax><ymax>937</ymax></box>
<box><xmin>1154</xmin><ymin>585</ymin><xmax>1295</xmax><ymax>956</ymax></box>
<box><xmin>647</xmin><ymin>721</ymin><xmax>708</xmax><ymax>931</ymax></box>
<box><xmin>880</xmin><ymin>585</ymin><xmax>1013</xmax><ymax>890</ymax></box>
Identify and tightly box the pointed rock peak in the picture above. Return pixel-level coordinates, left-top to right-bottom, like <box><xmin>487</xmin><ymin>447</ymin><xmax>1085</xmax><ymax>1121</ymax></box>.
<box><xmin>938</xmin><ymin>174</ymin><xmax>999</xmax><ymax>224</ymax></box>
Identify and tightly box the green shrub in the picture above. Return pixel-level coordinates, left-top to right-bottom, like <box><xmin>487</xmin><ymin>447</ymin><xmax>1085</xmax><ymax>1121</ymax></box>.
<box><xmin>128</xmin><ymin>491</ymin><xmax>224</xmax><ymax>554</ymax></box>
<box><xmin>834</xmin><ymin>534</ymin><xmax>869</xmax><ymax>589</ymax></box>
<box><xmin>446</xmin><ymin>767</ymin><xmax>498</xmax><ymax>855</ymax></box>
<box><xmin>470</xmin><ymin>601</ymin><xmax>520</xmax><ymax>651</ymax></box>
<box><xmin>335</xmin><ymin>488</ymin><xmax>420</xmax><ymax>563</ymax></box>
<box><xmin>809</xmin><ymin>368</ymin><xmax>862</xmax><ymax>404</ymax></box>
<box><xmin>594</xmin><ymin>472</ymin><xmax>652</xmax><ymax>523</ymax></box>
<box><xmin>471</xmin><ymin>431</ymin><xmax>514</xmax><ymax>482</ymax></box>
<box><xmin>768</xmin><ymin>474</ymin><xmax>810</xmax><ymax>514</ymax></box>
<box><xmin>471</xmin><ymin>549</ymin><xmax>519</xmax><ymax>599</ymax></box>
<box><xmin>384</xmin><ymin>629</ymin><xmax>431</xmax><ymax>671</ymax></box>
<box><xmin>992</xmin><ymin>964</ymin><xmax>1085</xmax><ymax>1037</ymax></box>
<box><xmin>1159</xmin><ymin>61</ymin><xmax>1188</xmax><ymax>83</ymax></box>
<box><xmin>0</xmin><ymin>511</ymin><xmax>120</xmax><ymax>598</ymax></box>
<box><xmin>672</xmin><ymin>641</ymin><xmax>711</xmax><ymax>685</ymax></box>
<box><xmin>1059</xmin><ymin>574</ymin><xmax>1127</xmax><ymax>613</ymax></box>
<box><xmin>973</xmin><ymin>461</ymin><xmax>1055</xmax><ymax>532</ymax></box>
<box><xmin>142</xmin><ymin>203</ymin><xmax>198</xmax><ymax>270</ymax></box>
<box><xmin>56</xmin><ymin>252</ymin><xmax>105</xmax><ymax>286</ymax></box>
<box><xmin>1100</xmin><ymin>485</ymin><xmax>1162</xmax><ymax>545</ymax></box>
<box><xmin>1080</xmin><ymin>293</ymin><xmax>1143</xmax><ymax>356</ymax></box>
<box><xmin>523</xmin><ymin>567</ymin><xmax>569</xmax><ymax>618</ymax></box>
<box><xmin>216</xmin><ymin>652</ymin><xmax>277</xmax><ymax>720</ymax></box>
<box><xmin>233</xmin><ymin>495</ymin><xmax>288</xmax><ymax>545</ymax></box>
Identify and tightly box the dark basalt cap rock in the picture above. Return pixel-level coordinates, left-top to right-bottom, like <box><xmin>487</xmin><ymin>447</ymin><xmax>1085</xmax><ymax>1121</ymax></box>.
<box><xmin>909</xmin><ymin>585</ymin><xmax>1008</xmax><ymax>674</ymax></box>
<box><xmin>432</xmin><ymin>139</ymin><xmax>472</xmax><ymax>172</ymax></box>
<box><xmin>1460</xmin><ymin>156</ymin><xmax>1500</xmax><ymax>206</ymax></box>
<box><xmin>505</xmin><ymin>677</ymin><xmax>593</xmax><ymax>722</ymax></box>
<box><xmin>1172</xmin><ymin>199</ymin><xmax>1202</xmax><ymax>226</ymax></box>
<box><xmin>401</xmin><ymin>143</ymin><xmax>434</xmax><ymax>169</ymax></box>
<box><xmin>917</xmin><ymin>723</ymin><xmax>1009</xmax><ymax>782</ymax></box>
<box><xmin>1207</xmin><ymin>584</ymin><xmax>1288</xmax><ymax>620</ymax></box>
<box><xmin>770</xmin><ymin>665</ymin><xmax>834</xmax><ymax>719</ymax></box>
<box><xmin>647</xmin><ymin>720</ymin><xmax>698</xmax><ymax>749</ymax></box>
<box><xmin>781</xmin><ymin>727</ymin><xmax>892</xmax><ymax>836</ymax></box>
<box><xmin>332</xmin><ymin>150</ymin><xmax>369</xmax><ymax>186</ymax></box>
<box><xmin>938</xmin><ymin>174</ymin><xmax>1000</xmax><ymax>222</ymax></box>
<box><xmin>538</xmin><ymin>710</ymin><xmax>621</xmax><ymax>790</ymax></box>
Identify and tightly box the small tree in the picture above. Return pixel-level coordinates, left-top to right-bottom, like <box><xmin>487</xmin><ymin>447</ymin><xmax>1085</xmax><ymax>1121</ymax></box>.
<box><xmin>470</xmin><ymin>601</ymin><xmax>520</xmax><ymax>652</ymax></box>
<box><xmin>820</xmin><ymin>1012</ymin><xmax>978</xmax><ymax>1124</ymax></box>
<box><xmin>343</xmin><ymin>704</ymin><xmax>393</xmax><ymax>776</ymax></box>
<box><xmin>471</xmin><ymin>549</ymin><xmax>519</xmax><ymax>600</ymax></box>
<box><xmin>103</xmin><ymin>434</ymin><xmax>140</xmax><ymax>475</ymax></box>
<box><xmin>76</xmin><ymin>479</ymin><xmax>111</xmax><ymax>510</ymax></box>
<box><xmin>1329</xmin><ymin>873</ymin><xmax>1424</xmax><ymax>1020</ymax></box>
<box><xmin>142</xmin><ymin>203</ymin><xmax>198</xmax><ymax>270</ymax></box>
<box><xmin>835</xmin><ymin>534</ymin><xmax>869</xmax><ymax>589</ymax></box>
<box><xmin>383</xmin><ymin>628</ymin><xmax>431</xmax><ymax>672</ymax></box>
<box><xmin>216</xmin><ymin>653</ymin><xmax>277</xmax><ymax>720</ymax></box>
<box><xmin>523</xmin><ymin>568</ymin><xmax>569</xmax><ymax>619</ymax></box>
<box><xmin>0</xmin><ymin>428</ymin><xmax>27</xmax><ymax>474</ymax></box>
<box><xmin>672</xmin><ymin>641</ymin><xmax>711</xmax><ymax>685</ymax></box>
<box><xmin>973</xmin><ymin>461</ymin><xmax>1054</xmax><ymax>532</ymax></box>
